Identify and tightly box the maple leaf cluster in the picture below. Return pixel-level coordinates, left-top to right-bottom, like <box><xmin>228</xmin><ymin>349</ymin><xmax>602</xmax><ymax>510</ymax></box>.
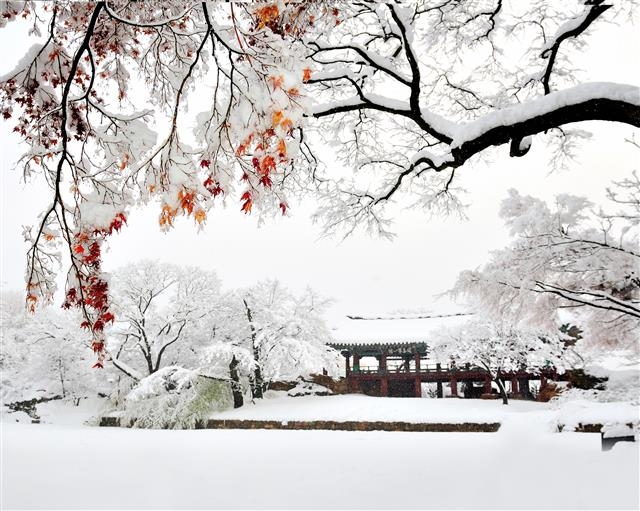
<box><xmin>218</xmin><ymin>2</ymin><xmax>333</xmax><ymax>218</ymax></box>
<box><xmin>0</xmin><ymin>1</ymin><xmax>337</xmax><ymax>368</ymax></box>
<box><xmin>58</xmin><ymin>214</ymin><xmax>126</xmax><ymax>367</ymax></box>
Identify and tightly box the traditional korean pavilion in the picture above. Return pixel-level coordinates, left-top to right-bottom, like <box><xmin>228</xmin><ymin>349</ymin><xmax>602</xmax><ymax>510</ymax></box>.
<box><xmin>328</xmin><ymin>313</ymin><xmax>560</xmax><ymax>398</ymax></box>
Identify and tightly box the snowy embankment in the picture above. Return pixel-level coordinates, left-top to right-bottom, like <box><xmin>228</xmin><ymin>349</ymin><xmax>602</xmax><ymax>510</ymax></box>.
<box><xmin>211</xmin><ymin>393</ymin><xmax>639</xmax><ymax>430</ymax></box>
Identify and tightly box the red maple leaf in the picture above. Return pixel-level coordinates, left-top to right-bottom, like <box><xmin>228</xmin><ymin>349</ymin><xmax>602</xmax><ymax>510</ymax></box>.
<box><xmin>260</xmin><ymin>175</ymin><xmax>272</xmax><ymax>188</ymax></box>
<box><xmin>101</xmin><ymin>312</ymin><xmax>115</xmax><ymax>324</ymax></box>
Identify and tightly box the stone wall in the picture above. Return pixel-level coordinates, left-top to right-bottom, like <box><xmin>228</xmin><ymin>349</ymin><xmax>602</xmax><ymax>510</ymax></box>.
<box><xmin>205</xmin><ymin>419</ymin><xmax>500</xmax><ymax>432</ymax></box>
<box><xmin>267</xmin><ymin>374</ymin><xmax>349</xmax><ymax>394</ymax></box>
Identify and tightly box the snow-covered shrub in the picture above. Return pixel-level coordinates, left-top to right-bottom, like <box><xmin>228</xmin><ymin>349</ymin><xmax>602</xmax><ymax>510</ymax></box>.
<box><xmin>287</xmin><ymin>380</ymin><xmax>333</xmax><ymax>397</ymax></box>
<box><xmin>552</xmin><ymin>368</ymin><xmax>640</xmax><ymax>406</ymax></box>
<box><xmin>122</xmin><ymin>366</ymin><xmax>233</xmax><ymax>429</ymax></box>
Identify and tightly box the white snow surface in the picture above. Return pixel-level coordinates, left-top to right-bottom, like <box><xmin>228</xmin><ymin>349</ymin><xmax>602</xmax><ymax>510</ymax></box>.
<box><xmin>0</xmin><ymin>42</ymin><xmax>44</xmax><ymax>81</ymax></box>
<box><xmin>2</xmin><ymin>403</ymin><xmax>638</xmax><ymax>510</ymax></box>
<box><xmin>2</xmin><ymin>396</ymin><xmax>639</xmax><ymax>509</ymax></box>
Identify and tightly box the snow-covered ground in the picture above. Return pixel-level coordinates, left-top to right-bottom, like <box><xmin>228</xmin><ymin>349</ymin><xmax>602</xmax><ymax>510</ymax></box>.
<box><xmin>2</xmin><ymin>421</ymin><xmax>638</xmax><ymax>509</ymax></box>
<box><xmin>213</xmin><ymin>393</ymin><xmax>640</xmax><ymax>430</ymax></box>
<box><xmin>2</xmin><ymin>396</ymin><xmax>639</xmax><ymax>509</ymax></box>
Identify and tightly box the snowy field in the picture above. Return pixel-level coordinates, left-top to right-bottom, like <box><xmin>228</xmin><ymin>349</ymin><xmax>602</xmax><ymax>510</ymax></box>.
<box><xmin>2</xmin><ymin>397</ymin><xmax>639</xmax><ymax>510</ymax></box>
<box><xmin>2</xmin><ymin>422</ymin><xmax>638</xmax><ymax>510</ymax></box>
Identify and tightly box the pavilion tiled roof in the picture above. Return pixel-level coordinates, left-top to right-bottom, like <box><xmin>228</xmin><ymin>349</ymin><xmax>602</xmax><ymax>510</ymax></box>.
<box><xmin>328</xmin><ymin>312</ymin><xmax>473</xmax><ymax>347</ymax></box>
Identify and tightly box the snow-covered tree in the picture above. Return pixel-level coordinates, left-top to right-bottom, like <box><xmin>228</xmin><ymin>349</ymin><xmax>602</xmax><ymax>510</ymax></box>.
<box><xmin>201</xmin><ymin>281</ymin><xmax>340</xmax><ymax>400</ymax></box>
<box><xmin>107</xmin><ymin>260</ymin><xmax>221</xmax><ymax>380</ymax></box>
<box><xmin>433</xmin><ymin>319</ymin><xmax>567</xmax><ymax>404</ymax></box>
<box><xmin>452</xmin><ymin>179</ymin><xmax>639</xmax><ymax>354</ymax></box>
<box><xmin>1</xmin><ymin>2</ymin><xmax>638</xmax><ymax>358</ymax></box>
<box><xmin>1</xmin><ymin>291</ymin><xmax>102</xmax><ymax>406</ymax></box>
<box><xmin>199</xmin><ymin>342</ymin><xmax>255</xmax><ymax>409</ymax></box>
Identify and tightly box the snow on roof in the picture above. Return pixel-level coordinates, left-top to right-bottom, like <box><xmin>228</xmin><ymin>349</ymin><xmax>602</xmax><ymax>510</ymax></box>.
<box><xmin>329</xmin><ymin>312</ymin><xmax>473</xmax><ymax>345</ymax></box>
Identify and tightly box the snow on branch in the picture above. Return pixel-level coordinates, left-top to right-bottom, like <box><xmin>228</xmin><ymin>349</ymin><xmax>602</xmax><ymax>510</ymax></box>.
<box><xmin>1</xmin><ymin>1</ymin><xmax>639</xmax><ymax>353</ymax></box>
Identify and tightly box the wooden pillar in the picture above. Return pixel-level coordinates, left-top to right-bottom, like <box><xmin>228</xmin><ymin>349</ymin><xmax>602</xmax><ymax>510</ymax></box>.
<box><xmin>380</xmin><ymin>378</ymin><xmax>388</xmax><ymax>397</ymax></box>
<box><xmin>450</xmin><ymin>378</ymin><xmax>458</xmax><ymax>397</ymax></box>
<box><xmin>519</xmin><ymin>378</ymin><xmax>530</xmax><ymax>398</ymax></box>
<box><xmin>415</xmin><ymin>353</ymin><xmax>421</xmax><ymax>373</ymax></box>
<box><xmin>353</xmin><ymin>353</ymin><xmax>360</xmax><ymax>372</ymax></box>
<box><xmin>436</xmin><ymin>362</ymin><xmax>441</xmax><ymax>372</ymax></box>
<box><xmin>379</xmin><ymin>353</ymin><xmax>387</xmax><ymax>373</ymax></box>
<box><xmin>484</xmin><ymin>376</ymin><xmax>492</xmax><ymax>394</ymax></box>
<box><xmin>414</xmin><ymin>378</ymin><xmax>422</xmax><ymax>397</ymax></box>
<box><xmin>511</xmin><ymin>377</ymin><xmax>519</xmax><ymax>395</ymax></box>
<box><xmin>540</xmin><ymin>375</ymin><xmax>547</xmax><ymax>388</ymax></box>
<box><xmin>436</xmin><ymin>381</ymin><xmax>443</xmax><ymax>398</ymax></box>
<box><xmin>344</xmin><ymin>353</ymin><xmax>351</xmax><ymax>377</ymax></box>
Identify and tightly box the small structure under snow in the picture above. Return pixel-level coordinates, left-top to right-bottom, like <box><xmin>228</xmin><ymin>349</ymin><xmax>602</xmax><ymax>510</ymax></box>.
<box><xmin>328</xmin><ymin>313</ymin><xmax>562</xmax><ymax>398</ymax></box>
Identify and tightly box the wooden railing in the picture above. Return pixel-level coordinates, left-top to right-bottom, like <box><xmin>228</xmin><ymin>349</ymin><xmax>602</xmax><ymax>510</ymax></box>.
<box><xmin>352</xmin><ymin>364</ymin><xmax>454</xmax><ymax>374</ymax></box>
<box><xmin>349</xmin><ymin>364</ymin><xmax>558</xmax><ymax>377</ymax></box>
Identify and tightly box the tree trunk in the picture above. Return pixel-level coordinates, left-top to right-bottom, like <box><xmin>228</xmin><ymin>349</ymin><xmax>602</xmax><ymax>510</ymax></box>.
<box><xmin>229</xmin><ymin>355</ymin><xmax>243</xmax><ymax>408</ymax></box>
<box><xmin>57</xmin><ymin>359</ymin><xmax>66</xmax><ymax>398</ymax></box>
<box><xmin>243</xmin><ymin>299</ymin><xmax>264</xmax><ymax>399</ymax></box>
<box><xmin>495</xmin><ymin>378</ymin><xmax>509</xmax><ymax>405</ymax></box>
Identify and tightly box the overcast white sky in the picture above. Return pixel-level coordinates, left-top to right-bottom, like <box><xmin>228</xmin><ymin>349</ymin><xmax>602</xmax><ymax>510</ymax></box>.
<box><xmin>1</xmin><ymin>11</ymin><xmax>638</xmax><ymax>326</ymax></box>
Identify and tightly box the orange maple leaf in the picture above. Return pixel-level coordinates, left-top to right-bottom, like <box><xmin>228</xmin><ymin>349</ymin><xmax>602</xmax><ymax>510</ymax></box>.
<box><xmin>241</xmin><ymin>199</ymin><xmax>253</xmax><ymax>214</ymax></box>
<box><xmin>268</xmin><ymin>75</ymin><xmax>284</xmax><ymax>89</ymax></box>
<box><xmin>255</xmin><ymin>4</ymin><xmax>279</xmax><ymax>29</ymax></box>
<box><xmin>194</xmin><ymin>209</ymin><xmax>207</xmax><ymax>224</ymax></box>
<box><xmin>159</xmin><ymin>204</ymin><xmax>178</xmax><ymax>227</ymax></box>
<box><xmin>236</xmin><ymin>133</ymin><xmax>254</xmax><ymax>156</ymax></box>
<box><xmin>280</xmin><ymin>118</ymin><xmax>294</xmax><ymax>132</ymax></box>
<box><xmin>26</xmin><ymin>293</ymin><xmax>38</xmax><ymax>313</ymax></box>
<box><xmin>277</xmin><ymin>139</ymin><xmax>287</xmax><ymax>158</ymax></box>
<box><xmin>260</xmin><ymin>155</ymin><xmax>276</xmax><ymax>175</ymax></box>
<box><xmin>178</xmin><ymin>190</ymin><xmax>196</xmax><ymax>215</ymax></box>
